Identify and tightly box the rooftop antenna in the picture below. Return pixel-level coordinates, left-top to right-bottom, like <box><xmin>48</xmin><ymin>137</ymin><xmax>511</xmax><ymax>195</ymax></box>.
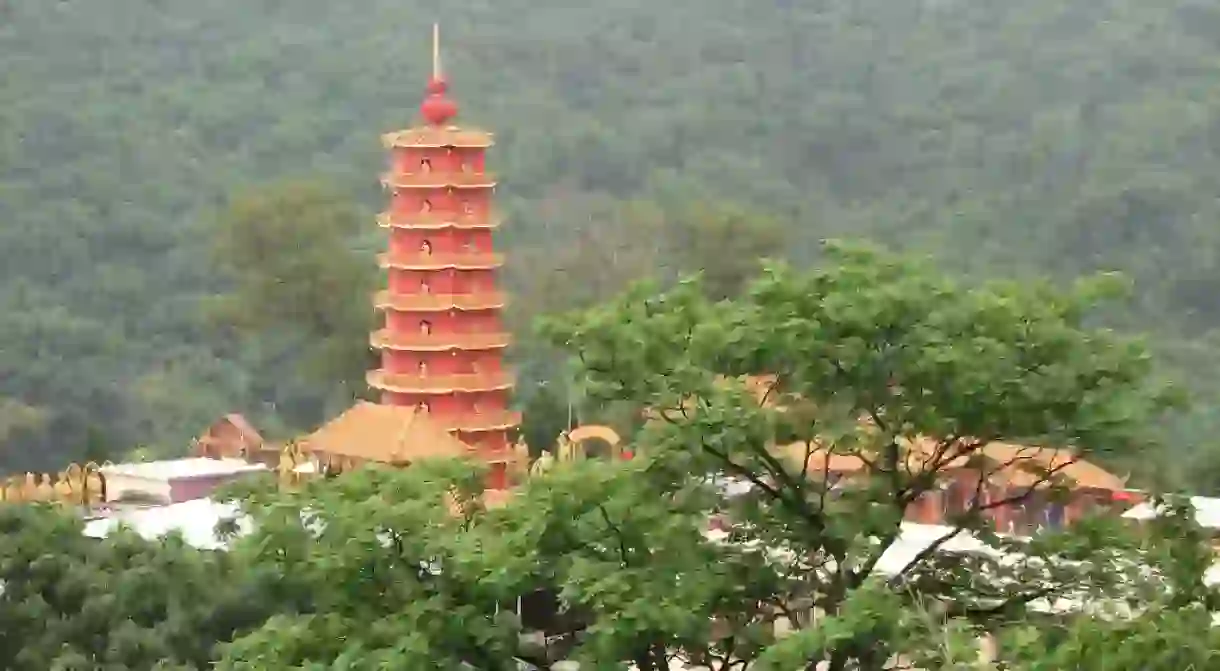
<box><xmin>432</xmin><ymin>23</ymin><xmax>441</xmax><ymax>80</ymax></box>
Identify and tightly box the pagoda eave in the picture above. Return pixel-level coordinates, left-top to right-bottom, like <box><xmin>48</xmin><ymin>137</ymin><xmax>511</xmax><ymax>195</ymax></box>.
<box><xmin>452</xmin><ymin>411</ymin><xmax>522</xmax><ymax>434</ymax></box>
<box><xmin>378</xmin><ymin>253</ymin><xmax>504</xmax><ymax>271</ymax></box>
<box><xmin>367</xmin><ymin>370</ymin><xmax>515</xmax><ymax>394</ymax></box>
<box><xmin>382</xmin><ymin>127</ymin><xmax>495</xmax><ymax>149</ymax></box>
<box><xmin>370</xmin><ymin>329</ymin><xmax>511</xmax><ymax>352</ymax></box>
<box><xmin>381</xmin><ymin>173</ymin><xmax>497</xmax><ymax>189</ymax></box>
<box><xmin>373</xmin><ymin>290</ymin><xmax>507</xmax><ymax>313</ymax></box>
<box><xmin>377</xmin><ymin>212</ymin><xmax>501</xmax><ymax>231</ymax></box>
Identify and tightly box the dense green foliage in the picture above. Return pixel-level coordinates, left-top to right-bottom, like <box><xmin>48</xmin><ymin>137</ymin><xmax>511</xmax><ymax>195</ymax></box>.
<box><xmin>0</xmin><ymin>505</ymin><xmax>276</xmax><ymax>670</ymax></box>
<box><xmin>538</xmin><ymin>242</ymin><xmax>1187</xmax><ymax>668</ymax></box>
<box><xmin>4</xmin><ymin>0</ymin><xmax>1220</xmax><ymax>486</ymax></box>
<box><xmin>3</xmin><ymin>251</ymin><xmax>1219</xmax><ymax>669</ymax></box>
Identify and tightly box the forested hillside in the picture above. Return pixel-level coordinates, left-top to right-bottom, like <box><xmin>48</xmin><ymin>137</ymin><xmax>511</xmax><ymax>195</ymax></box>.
<box><xmin>3</xmin><ymin>0</ymin><xmax>1220</xmax><ymax>483</ymax></box>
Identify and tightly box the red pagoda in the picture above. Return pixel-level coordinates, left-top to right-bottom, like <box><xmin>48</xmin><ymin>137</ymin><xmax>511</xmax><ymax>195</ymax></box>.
<box><xmin>366</xmin><ymin>25</ymin><xmax>520</xmax><ymax>487</ymax></box>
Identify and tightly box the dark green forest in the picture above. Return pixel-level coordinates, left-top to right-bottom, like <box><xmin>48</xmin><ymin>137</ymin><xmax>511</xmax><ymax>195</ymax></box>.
<box><xmin>3</xmin><ymin>0</ymin><xmax>1220</xmax><ymax>485</ymax></box>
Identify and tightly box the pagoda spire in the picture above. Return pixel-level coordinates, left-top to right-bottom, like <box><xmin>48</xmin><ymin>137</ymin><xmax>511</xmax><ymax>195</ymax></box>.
<box><xmin>371</xmin><ymin>26</ymin><xmax>520</xmax><ymax>488</ymax></box>
<box><xmin>432</xmin><ymin>22</ymin><xmax>441</xmax><ymax>80</ymax></box>
<box><xmin>420</xmin><ymin>23</ymin><xmax>457</xmax><ymax>126</ymax></box>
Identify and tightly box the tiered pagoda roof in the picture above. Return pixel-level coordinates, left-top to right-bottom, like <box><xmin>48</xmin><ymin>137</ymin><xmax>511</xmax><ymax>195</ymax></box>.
<box><xmin>300</xmin><ymin>25</ymin><xmax>520</xmax><ymax>485</ymax></box>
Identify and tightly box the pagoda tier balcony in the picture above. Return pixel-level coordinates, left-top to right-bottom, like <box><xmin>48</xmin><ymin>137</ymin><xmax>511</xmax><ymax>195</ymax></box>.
<box><xmin>377</xmin><ymin>211</ymin><xmax>501</xmax><ymax>231</ymax></box>
<box><xmin>381</xmin><ymin>171</ymin><xmax>497</xmax><ymax>189</ymax></box>
<box><xmin>382</xmin><ymin>127</ymin><xmax>494</xmax><ymax>149</ymax></box>
<box><xmin>373</xmin><ymin>290</ymin><xmax>507</xmax><ymax>313</ymax></box>
<box><xmin>370</xmin><ymin>329</ymin><xmax>511</xmax><ymax>352</ymax></box>
<box><xmin>378</xmin><ymin>251</ymin><xmax>504</xmax><ymax>271</ymax></box>
<box><xmin>451</xmin><ymin>409</ymin><xmax>522</xmax><ymax>434</ymax></box>
<box><xmin>367</xmin><ymin>369</ymin><xmax>515</xmax><ymax>394</ymax></box>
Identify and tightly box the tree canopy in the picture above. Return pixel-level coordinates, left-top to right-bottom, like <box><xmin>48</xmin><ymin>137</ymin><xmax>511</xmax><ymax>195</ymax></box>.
<box><xmin>4</xmin><ymin>0</ymin><xmax>1220</xmax><ymax>489</ymax></box>
<box><xmin>1</xmin><ymin>249</ymin><xmax>1202</xmax><ymax>668</ymax></box>
<box><xmin>0</xmin><ymin>504</ymin><xmax>276</xmax><ymax>671</ymax></box>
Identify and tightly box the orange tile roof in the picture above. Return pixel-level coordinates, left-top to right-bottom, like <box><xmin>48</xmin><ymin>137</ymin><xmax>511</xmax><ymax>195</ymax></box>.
<box><xmin>772</xmin><ymin>435</ymin><xmax>1123</xmax><ymax>491</ymax></box>
<box><xmin>222</xmin><ymin>413</ymin><xmax>264</xmax><ymax>444</ymax></box>
<box><xmin>299</xmin><ymin>401</ymin><xmax>472</xmax><ymax>465</ymax></box>
<box><xmin>651</xmin><ymin>374</ymin><xmax>1125</xmax><ymax>492</ymax></box>
<box><xmin>193</xmin><ymin>413</ymin><xmax>267</xmax><ymax>459</ymax></box>
<box><xmin>978</xmin><ymin>442</ymin><xmax>1125</xmax><ymax>491</ymax></box>
<box><xmin>775</xmin><ymin>441</ymin><xmax>868</xmax><ymax>474</ymax></box>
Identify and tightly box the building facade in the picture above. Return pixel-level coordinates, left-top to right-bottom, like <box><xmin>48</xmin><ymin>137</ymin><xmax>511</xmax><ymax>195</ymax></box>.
<box><xmin>366</xmin><ymin>26</ymin><xmax>520</xmax><ymax>487</ymax></box>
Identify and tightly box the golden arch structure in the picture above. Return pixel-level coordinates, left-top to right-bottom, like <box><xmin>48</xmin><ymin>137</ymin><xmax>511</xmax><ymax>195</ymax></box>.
<box><xmin>555</xmin><ymin>425</ymin><xmax>625</xmax><ymax>463</ymax></box>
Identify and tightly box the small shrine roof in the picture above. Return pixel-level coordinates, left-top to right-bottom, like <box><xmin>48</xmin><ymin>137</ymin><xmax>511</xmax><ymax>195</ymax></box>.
<box><xmin>300</xmin><ymin>401</ymin><xmax>472</xmax><ymax>465</ymax></box>
<box><xmin>221</xmin><ymin>413</ymin><xmax>264</xmax><ymax>443</ymax></box>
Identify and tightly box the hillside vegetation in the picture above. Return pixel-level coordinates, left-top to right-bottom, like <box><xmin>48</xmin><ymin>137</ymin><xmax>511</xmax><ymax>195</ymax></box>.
<box><xmin>2</xmin><ymin>0</ymin><xmax>1219</xmax><ymax>484</ymax></box>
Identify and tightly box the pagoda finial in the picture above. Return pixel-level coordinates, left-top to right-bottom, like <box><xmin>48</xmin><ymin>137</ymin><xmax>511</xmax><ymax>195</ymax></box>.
<box><xmin>432</xmin><ymin>23</ymin><xmax>441</xmax><ymax>80</ymax></box>
<box><xmin>421</xmin><ymin>23</ymin><xmax>457</xmax><ymax>126</ymax></box>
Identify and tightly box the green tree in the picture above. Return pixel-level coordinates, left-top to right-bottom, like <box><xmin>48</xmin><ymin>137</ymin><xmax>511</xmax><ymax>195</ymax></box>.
<box><xmin>217</xmin><ymin>242</ymin><xmax>1204</xmax><ymax>669</ymax></box>
<box><xmin>538</xmin><ymin>241</ymin><xmax>1180</xmax><ymax>668</ymax></box>
<box><xmin>0</xmin><ymin>397</ymin><xmax>48</xmax><ymax>448</ymax></box>
<box><xmin>915</xmin><ymin>500</ymin><xmax>1220</xmax><ymax>671</ymax></box>
<box><xmin>0</xmin><ymin>504</ymin><xmax>275</xmax><ymax>671</ymax></box>
<box><xmin>218</xmin><ymin>455</ymin><xmax>771</xmax><ymax>670</ymax></box>
<box><xmin>658</xmin><ymin>202</ymin><xmax>788</xmax><ymax>301</ymax></box>
<box><xmin>208</xmin><ymin>179</ymin><xmax>375</xmax><ymax>396</ymax></box>
<box><xmin>216</xmin><ymin>460</ymin><xmax>536</xmax><ymax>671</ymax></box>
<box><xmin>8</xmin><ymin>0</ymin><xmax>1220</xmax><ymax>482</ymax></box>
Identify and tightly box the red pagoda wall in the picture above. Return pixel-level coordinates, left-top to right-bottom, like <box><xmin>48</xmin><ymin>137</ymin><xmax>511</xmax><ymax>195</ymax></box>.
<box><xmin>368</xmin><ymin>73</ymin><xmax>520</xmax><ymax>488</ymax></box>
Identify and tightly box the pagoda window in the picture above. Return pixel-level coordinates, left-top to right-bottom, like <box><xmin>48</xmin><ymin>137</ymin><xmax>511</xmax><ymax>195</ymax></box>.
<box><xmin>422</xmin><ymin>200</ymin><xmax>433</xmax><ymax>212</ymax></box>
<box><xmin>418</xmin><ymin>401</ymin><xmax>430</xmax><ymax>414</ymax></box>
<box><xmin>420</xmin><ymin>240</ymin><xmax>432</xmax><ymax>255</ymax></box>
<box><xmin>420</xmin><ymin>320</ymin><xmax>432</xmax><ymax>335</ymax></box>
<box><xmin>420</xmin><ymin>280</ymin><xmax>431</xmax><ymax>294</ymax></box>
<box><xmin>421</xmin><ymin>158</ymin><xmax>432</xmax><ymax>172</ymax></box>
<box><xmin>418</xmin><ymin>361</ymin><xmax>428</xmax><ymax>376</ymax></box>
<box><xmin>462</xmin><ymin>200</ymin><xmax>474</xmax><ymax>215</ymax></box>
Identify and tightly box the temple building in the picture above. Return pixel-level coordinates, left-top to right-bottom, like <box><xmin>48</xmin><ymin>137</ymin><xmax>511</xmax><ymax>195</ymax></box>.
<box><xmin>299</xmin><ymin>25</ymin><xmax>521</xmax><ymax>488</ymax></box>
<box><xmin>183</xmin><ymin>27</ymin><xmax>522</xmax><ymax>489</ymax></box>
<box><xmin>193</xmin><ymin>414</ymin><xmax>270</xmax><ymax>464</ymax></box>
<box><xmin>686</xmin><ymin>375</ymin><xmax>1135</xmax><ymax>536</ymax></box>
